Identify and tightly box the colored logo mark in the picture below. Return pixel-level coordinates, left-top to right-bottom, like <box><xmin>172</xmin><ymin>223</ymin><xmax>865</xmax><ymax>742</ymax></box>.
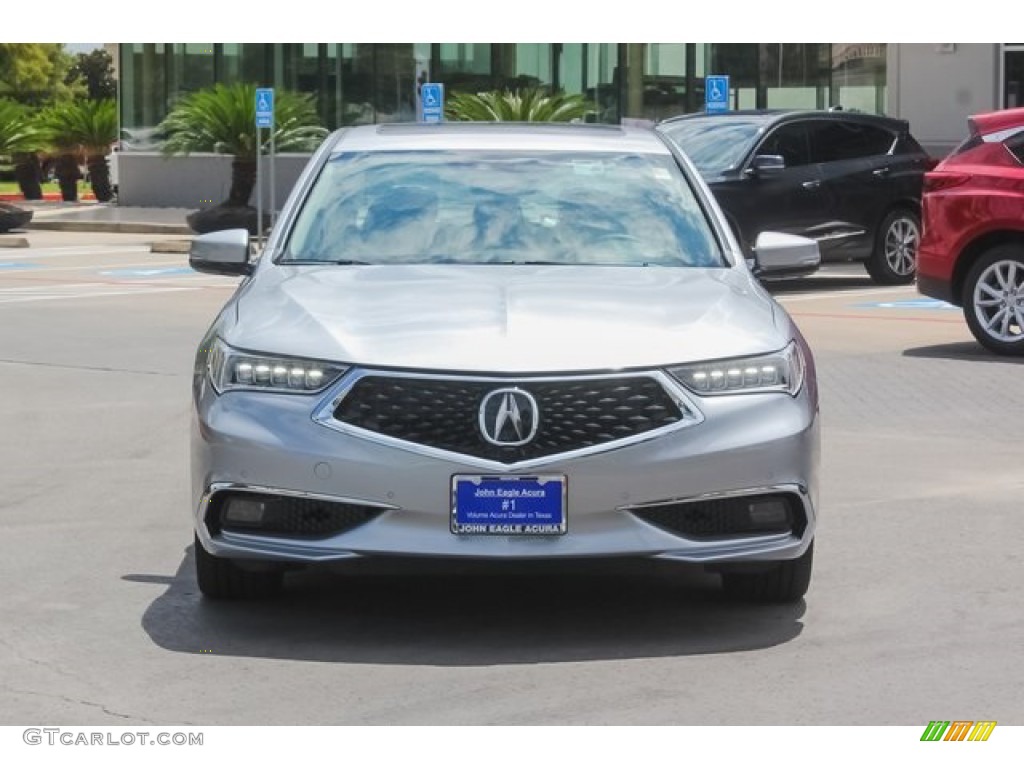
<box><xmin>920</xmin><ymin>720</ymin><xmax>996</xmax><ymax>742</ymax></box>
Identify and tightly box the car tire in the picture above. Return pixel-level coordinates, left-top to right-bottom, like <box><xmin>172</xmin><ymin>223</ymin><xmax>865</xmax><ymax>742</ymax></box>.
<box><xmin>721</xmin><ymin>543</ymin><xmax>813</xmax><ymax>603</ymax></box>
<box><xmin>962</xmin><ymin>245</ymin><xmax>1024</xmax><ymax>356</ymax></box>
<box><xmin>194</xmin><ymin>534</ymin><xmax>283</xmax><ymax>600</ymax></box>
<box><xmin>866</xmin><ymin>208</ymin><xmax>920</xmax><ymax>285</ymax></box>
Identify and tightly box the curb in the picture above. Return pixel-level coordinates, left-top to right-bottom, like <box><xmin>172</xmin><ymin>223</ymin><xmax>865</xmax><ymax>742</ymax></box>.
<box><xmin>0</xmin><ymin>236</ymin><xmax>30</xmax><ymax>248</ymax></box>
<box><xmin>25</xmin><ymin>220</ymin><xmax>193</xmax><ymax>235</ymax></box>
<box><xmin>150</xmin><ymin>240</ymin><xmax>192</xmax><ymax>254</ymax></box>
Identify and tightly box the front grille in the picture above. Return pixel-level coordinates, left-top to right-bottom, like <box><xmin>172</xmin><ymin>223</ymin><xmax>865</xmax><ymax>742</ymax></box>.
<box><xmin>630</xmin><ymin>493</ymin><xmax>806</xmax><ymax>540</ymax></box>
<box><xmin>333</xmin><ymin>374</ymin><xmax>687</xmax><ymax>463</ymax></box>
<box><xmin>207</xmin><ymin>492</ymin><xmax>383</xmax><ymax>538</ymax></box>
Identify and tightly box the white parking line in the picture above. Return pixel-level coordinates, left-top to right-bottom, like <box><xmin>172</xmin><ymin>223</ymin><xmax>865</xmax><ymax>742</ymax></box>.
<box><xmin>0</xmin><ymin>283</ymin><xmax>195</xmax><ymax>304</ymax></box>
<box><xmin>775</xmin><ymin>287</ymin><xmax>914</xmax><ymax>303</ymax></box>
<box><xmin>17</xmin><ymin>260</ymin><xmax>184</xmax><ymax>273</ymax></box>
<box><xmin>0</xmin><ymin>245</ymin><xmax>151</xmax><ymax>260</ymax></box>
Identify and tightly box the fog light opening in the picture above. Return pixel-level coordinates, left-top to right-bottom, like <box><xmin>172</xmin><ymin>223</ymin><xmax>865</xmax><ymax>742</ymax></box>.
<box><xmin>747</xmin><ymin>499</ymin><xmax>790</xmax><ymax>528</ymax></box>
<box><xmin>223</xmin><ymin>497</ymin><xmax>267</xmax><ymax>527</ymax></box>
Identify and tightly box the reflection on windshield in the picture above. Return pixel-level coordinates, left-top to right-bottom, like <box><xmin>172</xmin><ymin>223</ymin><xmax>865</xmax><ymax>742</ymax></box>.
<box><xmin>284</xmin><ymin>151</ymin><xmax>724</xmax><ymax>268</ymax></box>
<box><xmin>661</xmin><ymin>118</ymin><xmax>766</xmax><ymax>176</ymax></box>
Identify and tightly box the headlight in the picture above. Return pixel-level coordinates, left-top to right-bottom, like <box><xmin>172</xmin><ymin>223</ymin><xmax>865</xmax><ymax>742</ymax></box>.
<box><xmin>206</xmin><ymin>339</ymin><xmax>347</xmax><ymax>394</ymax></box>
<box><xmin>667</xmin><ymin>341</ymin><xmax>805</xmax><ymax>396</ymax></box>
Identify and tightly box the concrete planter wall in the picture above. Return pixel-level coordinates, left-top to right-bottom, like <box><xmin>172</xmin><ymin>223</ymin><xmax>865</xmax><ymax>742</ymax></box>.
<box><xmin>115</xmin><ymin>152</ymin><xmax>313</xmax><ymax>209</ymax></box>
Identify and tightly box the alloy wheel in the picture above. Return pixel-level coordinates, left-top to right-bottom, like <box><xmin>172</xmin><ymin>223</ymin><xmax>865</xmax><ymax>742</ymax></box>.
<box><xmin>972</xmin><ymin>259</ymin><xmax>1024</xmax><ymax>344</ymax></box>
<box><xmin>883</xmin><ymin>215</ymin><xmax>920</xmax><ymax>277</ymax></box>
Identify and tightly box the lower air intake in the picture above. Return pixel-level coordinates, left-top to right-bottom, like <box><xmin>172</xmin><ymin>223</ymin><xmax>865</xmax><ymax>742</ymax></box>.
<box><xmin>630</xmin><ymin>493</ymin><xmax>806</xmax><ymax>540</ymax></box>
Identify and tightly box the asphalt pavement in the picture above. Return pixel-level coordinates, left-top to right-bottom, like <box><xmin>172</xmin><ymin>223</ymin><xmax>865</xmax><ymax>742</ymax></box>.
<box><xmin>1</xmin><ymin>232</ymin><xmax>1022</xmax><ymax>725</ymax></box>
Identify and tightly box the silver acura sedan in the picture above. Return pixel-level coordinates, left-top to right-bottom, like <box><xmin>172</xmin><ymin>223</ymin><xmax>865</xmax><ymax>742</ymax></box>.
<box><xmin>189</xmin><ymin>122</ymin><xmax>821</xmax><ymax>603</ymax></box>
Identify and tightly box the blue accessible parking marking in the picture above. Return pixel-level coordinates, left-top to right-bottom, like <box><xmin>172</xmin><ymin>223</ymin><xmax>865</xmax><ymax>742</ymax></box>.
<box><xmin>100</xmin><ymin>267</ymin><xmax>195</xmax><ymax>278</ymax></box>
<box><xmin>855</xmin><ymin>298</ymin><xmax>959</xmax><ymax>311</ymax></box>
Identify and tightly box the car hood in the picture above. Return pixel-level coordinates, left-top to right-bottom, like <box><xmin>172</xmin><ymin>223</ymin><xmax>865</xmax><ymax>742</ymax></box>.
<box><xmin>229</xmin><ymin>264</ymin><xmax>782</xmax><ymax>372</ymax></box>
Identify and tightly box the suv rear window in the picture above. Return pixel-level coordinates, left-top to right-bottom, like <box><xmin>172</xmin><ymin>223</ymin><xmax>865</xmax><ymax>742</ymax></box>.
<box><xmin>949</xmin><ymin>134</ymin><xmax>983</xmax><ymax>157</ymax></box>
<box><xmin>808</xmin><ymin>120</ymin><xmax>895</xmax><ymax>163</ymax></box>
<box><xmin>1004</xmin><ymin>133</ymin><xmax>1024</xmax><ymax>164</ymax></box>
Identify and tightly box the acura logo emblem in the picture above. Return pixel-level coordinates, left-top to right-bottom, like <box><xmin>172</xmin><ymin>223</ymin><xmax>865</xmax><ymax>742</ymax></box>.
<box><xmin>478</xmin><ymin>388</ymin><xmax>539</xmax><ymax>447</ymax></box>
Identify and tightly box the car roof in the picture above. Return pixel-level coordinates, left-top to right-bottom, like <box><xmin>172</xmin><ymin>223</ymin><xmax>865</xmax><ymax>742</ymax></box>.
<box><xmin>660</xmin><ymin>109</ymin><xmax>909</xmax><ymax>132</ymax></box>
<box><xmin>329</xmin><ymin>122</ymin><xmax>673</xmax><ymax>154</ymax></box>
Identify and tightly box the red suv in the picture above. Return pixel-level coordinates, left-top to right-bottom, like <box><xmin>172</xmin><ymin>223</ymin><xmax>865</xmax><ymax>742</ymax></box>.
<box><xmin>917</xmin><ymin>107</ymin><xmax>1024</xmax><ymax>355</ymax></box>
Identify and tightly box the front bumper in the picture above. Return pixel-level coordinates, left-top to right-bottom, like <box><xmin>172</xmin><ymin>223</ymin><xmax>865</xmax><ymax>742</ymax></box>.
<box><xmin>192</xmin><ymin>374</ymin><xmax>819</xmax><ymax>565</ymax></box>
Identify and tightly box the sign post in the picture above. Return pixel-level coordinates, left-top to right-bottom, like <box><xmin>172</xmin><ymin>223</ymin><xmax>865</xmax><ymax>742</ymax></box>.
<box><xmin>255</xmin><ymin>87</ymin><xmax>275</xmax><ymax>248</ymax></box>
<box><xmin>420</xmin><ymin>83</ymin><xmax>444</xmax><ymax>124</ymax></box>
<box><xmin>705</xmin><ymin>75</ymin><xmax>730</xmax><ymax>114</ymax></box>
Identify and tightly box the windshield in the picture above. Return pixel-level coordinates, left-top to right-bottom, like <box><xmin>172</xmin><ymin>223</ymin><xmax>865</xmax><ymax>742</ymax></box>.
<box><xmin>660</xmin><ymin>117</ymin><xmax>767</xmax><ymax>176</ymax></box>
<box><xmin>283</xmin><ymin>150</ymin><xmax>724</xmax><ymax>268</ymax></box>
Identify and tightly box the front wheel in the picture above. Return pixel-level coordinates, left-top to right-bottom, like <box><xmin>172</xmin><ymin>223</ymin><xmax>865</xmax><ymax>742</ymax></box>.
<box><xmin>721</xmin><ymin>543</ymin><xmax>813</xmax><ymax>603</ymax></box>
<box><xmin>866</xmin><ymin>209</ymin><xmax>920</xmax><ymax>285</ymax></box>
<box><xmin>963</xmin><ymin>245</ymin><xmax>1024</xmax><ymax>356</ymax></box>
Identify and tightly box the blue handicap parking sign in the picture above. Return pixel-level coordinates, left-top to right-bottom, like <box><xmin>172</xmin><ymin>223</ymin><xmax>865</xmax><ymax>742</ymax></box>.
<box><xmin>420</xmin><ymin>83</ymin><xmax>444</xmax><ymax>124</ymax></box>
<box><xmin>255</xmin><ymin>87</ymin><xmax>274</xmax><ymax>128</ymax></box>
<box><xmin>705</xmin><ymin>75</ymin><xmax>730</xmax><ymax>114</ymax></box>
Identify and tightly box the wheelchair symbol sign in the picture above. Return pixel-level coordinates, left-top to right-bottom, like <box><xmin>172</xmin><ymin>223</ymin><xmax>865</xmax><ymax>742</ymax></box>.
<box><xmin>255</xmin><ymin>87</ymin><xmax>274</xmax><ymax>128</ymax></box>
<box><xmin>705</xmin><ymin>75</ymin><xmax>730</xmax><ymax>113</ymax></box>
<box><xmin>420</xmin><ymin>83</ymin><xmax>444</xmax><ymax>123</ymax></box>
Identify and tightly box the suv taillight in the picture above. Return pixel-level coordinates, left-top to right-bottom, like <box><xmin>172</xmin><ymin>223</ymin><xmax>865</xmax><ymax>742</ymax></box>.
<box><xmin>923</xmin><ymin>172</ymin><xmax>970</xmax><ymax>193</ymax></box>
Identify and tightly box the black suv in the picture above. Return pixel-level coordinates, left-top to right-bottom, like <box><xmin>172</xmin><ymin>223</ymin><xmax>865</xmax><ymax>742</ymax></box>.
<box><xmin>658</xmin><ymin>110</ymin><xmax>934</xmax><ymax>284</ymax></box>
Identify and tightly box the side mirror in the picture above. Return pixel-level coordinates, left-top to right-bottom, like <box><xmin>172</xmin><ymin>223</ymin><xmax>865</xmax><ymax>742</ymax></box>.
<box><xmin>753</xmin><ymin>232</ymin><xmax>820</xmax><ymax>277</ymax></box>
<box><xmin>746</xmin><ymin>154</ymin><xmax>786</xmax><ymax>178</ymax></box>
<box><xmin>189</xmin><ymin>229</ymin><xmax>252</xmax><ymax>276</ymax></box>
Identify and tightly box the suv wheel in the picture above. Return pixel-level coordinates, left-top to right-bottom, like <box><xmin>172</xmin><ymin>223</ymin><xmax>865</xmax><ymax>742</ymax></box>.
<box><xmin>866</xmin><ymin>209</ymin><xmax>920</xmax><ymax>285</ymax></box>
<box><xmin>721</xmin><ymin>543</ymin><xmax>813</xmax><ymax>603</ymax></box>
<box><xmin>963</xmin><ymin>245</ymin><xmax>1024</xmax><ymax>356</ymax></box>
<box><xmin>194</xmin><ymin>534</ymin><xmax>283</xmax><ymax>600</ymax></box>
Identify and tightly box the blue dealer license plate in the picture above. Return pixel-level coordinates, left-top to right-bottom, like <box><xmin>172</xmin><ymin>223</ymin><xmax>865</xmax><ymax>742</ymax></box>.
<box><xmin>451</xmin><ymin>475</ymin><xmax>567</xmax><ymax>535</ymax></box>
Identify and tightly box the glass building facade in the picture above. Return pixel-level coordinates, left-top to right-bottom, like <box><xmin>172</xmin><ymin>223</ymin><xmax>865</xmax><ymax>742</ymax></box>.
<box><xmin>1005</xmin><ymin>44</ymin><xmax>1024</xmax><ymax>108</ymax></box>
<box><xmin>118</xmin><ymin>43</ymin><xmax>888</xmax><ymax>148</ymax></box>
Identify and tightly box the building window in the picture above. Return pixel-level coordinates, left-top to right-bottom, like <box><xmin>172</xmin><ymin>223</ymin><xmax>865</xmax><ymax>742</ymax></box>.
<box><xmin>116</xmin><ymin>42</ymin><xmax>888</xmax><ymax>151</ymax></box>
<box><xmin>1005</xmin><ymin>45</ymin><xmax>1024</xmax><ymax>108</ymax></box>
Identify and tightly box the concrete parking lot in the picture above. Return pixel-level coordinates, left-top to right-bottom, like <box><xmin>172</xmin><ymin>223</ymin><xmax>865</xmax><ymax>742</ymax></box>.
<box><xmin>1</xmin><ymin>232</ymin><xmax>1022</xmax><ymax>724</ymax></box>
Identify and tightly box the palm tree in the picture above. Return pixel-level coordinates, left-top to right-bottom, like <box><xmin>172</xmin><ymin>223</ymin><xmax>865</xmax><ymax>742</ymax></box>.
<box><xmin>446</xmin><ymin>88</ymin><xmax>588</xmax><ymax>122</ymax></box>
<box><xmin>159</xmin><ymin>83</ymin><xmax>326</xmax><ymax>228</ymax></box>
<box><xmin>0</xmin><ymin>99</ymin><xmax>45</xmax><ymax>200</ymax></box>
<box><xmin>39</xmin><ymin>99</ymin><xmax>118</xmax><ymax>202</ymax></box>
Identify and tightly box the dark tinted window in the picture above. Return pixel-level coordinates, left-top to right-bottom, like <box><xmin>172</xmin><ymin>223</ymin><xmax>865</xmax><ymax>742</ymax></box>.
<box><xmin>1006</xmin><ymin>134</ymin><xmax>1024</xmax><ymax>165</ymax></box>
<box><xmin>950</xmin><ymin>133</ymin><xmax>983</xmax><ymax>157</ymax></box>
<box><xmin>808</xmin><ymin>120</ymin><xmax>895</xmax><ymax>163</ymax></box>
<box><xmin>757</xmin><ymin>123</ymin><xmax>811</xmax><ymax>168</ymax></box>
<box><xmin>894</xmin><ymin>131</ymin><xmax>926</xmax><ymax>156</ymax></box>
